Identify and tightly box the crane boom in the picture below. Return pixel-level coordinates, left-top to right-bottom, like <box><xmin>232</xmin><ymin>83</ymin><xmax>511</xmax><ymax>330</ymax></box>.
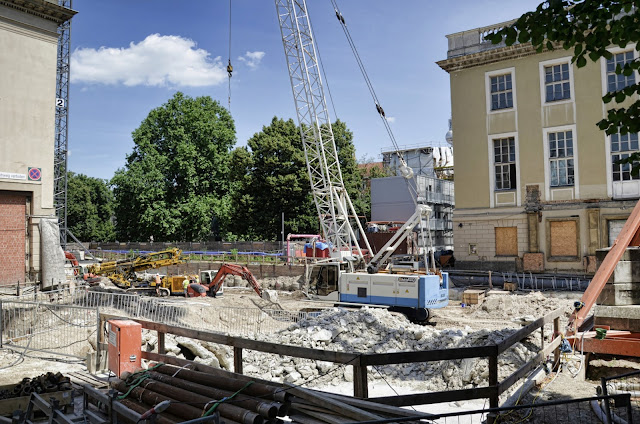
<box><xmin>274</xmin><ymin>0</ymin><xmax>372</xmax><ymax>264</ymax></box>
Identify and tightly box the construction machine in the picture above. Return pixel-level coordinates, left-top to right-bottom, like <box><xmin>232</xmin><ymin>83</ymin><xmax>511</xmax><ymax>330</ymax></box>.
<box><xmin>274</xmin><ymin>0</ymin><xmax>448</xmax><ymax>323</ymax></box>
<box><xmin>87</xmin><ymin>248</ymin><xmax>185</xmax><ymax>291</ymax></box>
<box><xmin>198</xmin><ymin>263</ymin><xmax>262</xmax><ymax>298</ymax></box>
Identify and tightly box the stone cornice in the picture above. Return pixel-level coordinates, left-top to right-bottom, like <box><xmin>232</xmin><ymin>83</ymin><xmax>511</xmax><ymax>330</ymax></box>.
<box><xmin>0</xmin><ymin>0</ymin><xmax>76</xmax><ymax>24</ymax></box>
<box><xmin>437</xmin><ymin>43</ymin><xmax>544</xmax><ymax>73</ymax></box>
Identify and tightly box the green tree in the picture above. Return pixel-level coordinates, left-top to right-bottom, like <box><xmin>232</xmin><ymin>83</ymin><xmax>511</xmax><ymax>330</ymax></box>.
<box><xmin>67</xmin><ymin>172</ymin><xmax>116</xmax><ymax>241</ymax></box>
<box><xmin>228</xmin><ymin>117</ymin><xmax>317</xmax><ymax>239</ymax></box>
<box><xmin>486</xmin><ymin>1</ymin><xmax>639</xmax><ymax>143</ymax></box>
<box><xmin>331</xmin><ymin>120</ymin><xmax>366</xmax><ymax>217</ymax></box>
<box><xmin>111</xmin><ymin>92</ymin><xmax>235</xmax><ymax>241</ymax></box>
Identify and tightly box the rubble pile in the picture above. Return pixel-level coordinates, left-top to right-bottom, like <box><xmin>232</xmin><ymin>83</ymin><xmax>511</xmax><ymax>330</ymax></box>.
<box><xmin>144</xmin><ymin>306</ymin><xmax>542</xmax><ymax>392</ymax></box>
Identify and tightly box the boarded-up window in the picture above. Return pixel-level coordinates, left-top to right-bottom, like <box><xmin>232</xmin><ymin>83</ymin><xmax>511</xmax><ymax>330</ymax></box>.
<box><xmin>495</xmin><ymin>227</ymin><xmax>518</xmax><ymax>256</ymax></box>
<box><xmin>608</xmin><ymin>219</ymin><xmax>627</xmax><ymax>246</ymax></box>
<box><xmin>550</xmin><ymin>220</ymin><xmax>578</xmax><ymax>257</ymax></box>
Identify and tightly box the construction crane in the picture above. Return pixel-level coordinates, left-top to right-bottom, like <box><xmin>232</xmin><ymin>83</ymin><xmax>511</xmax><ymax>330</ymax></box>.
<box><xmin>274</xmin><ymin>0</ymin><xmax>448</xmax><ymax>323</ymax></box>
<box><xmin>87</xmin><ymin>248</ymin><xmax>185</xmax><ymax>289</ymax></box>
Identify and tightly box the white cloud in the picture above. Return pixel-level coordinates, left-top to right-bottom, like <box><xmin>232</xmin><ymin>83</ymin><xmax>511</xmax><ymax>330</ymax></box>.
<box><xmin>385</xmin><ymin>116</ymin><xmax>396</xmax><ymax>123</ymax></box>
<box><xmin>70</xmin><ymin>34</ymin><xmax>226</xmax><ymax>87</ymax></box>
<box><xmin>237</xmin><ymin>51</ymin><xmax>265</xmax><ymax>69</ymax></box>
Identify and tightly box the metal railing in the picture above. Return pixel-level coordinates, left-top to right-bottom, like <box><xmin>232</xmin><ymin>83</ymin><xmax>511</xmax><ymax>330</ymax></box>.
<box><xmin>601</xmin><ymin>369</ymin><xmax>640</xmax><ymax>423</ymax></box>
<box><xmin>0</xmin><ymin>300</ymin><xmax>98</xmax><ymax>359</ymax></box>
<box><xmin>395</xmin><ymin>394</ymin><xmax>633</xmax><ymax>424</ymax></box>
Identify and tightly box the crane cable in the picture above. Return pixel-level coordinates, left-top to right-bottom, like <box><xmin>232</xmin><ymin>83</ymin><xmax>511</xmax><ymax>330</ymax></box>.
<box><xmin>227</xmin><ymin>0</ymin><xmax>233</xmax><ymax>111</ymax></box>
<box><xmin>331</xmin><ymin>0</ymin><xmax>438</xmax><ymax>269</ymax></box>
<box><xmin>330</xmin><ymin>0</ymin><xmax>418</xmax><ymax>203</ymax></box>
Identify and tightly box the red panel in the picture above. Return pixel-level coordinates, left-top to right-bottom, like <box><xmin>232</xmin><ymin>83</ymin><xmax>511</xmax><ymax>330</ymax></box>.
<box><xmin>0</xmin><ymin>193</ymin><xmax>26</xmax><ymax>286</ymax></box>
<box><xmin>108</xmin><ymin>320</ymin><xmax>142</xmax><ymax>377</ymax></box>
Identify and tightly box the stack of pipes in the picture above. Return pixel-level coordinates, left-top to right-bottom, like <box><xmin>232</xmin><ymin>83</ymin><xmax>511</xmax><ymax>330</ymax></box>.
<box><xmin>108</xmin><ymin>363</ymin><xmax>428</xmax><ymax>424</ymax></box>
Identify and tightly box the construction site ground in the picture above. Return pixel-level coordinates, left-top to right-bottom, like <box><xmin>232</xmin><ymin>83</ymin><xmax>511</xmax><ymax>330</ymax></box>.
<box><xmin>0</xmin><ymin>283</ymin><xmax>605</xmax><ymax>419</ymax></box>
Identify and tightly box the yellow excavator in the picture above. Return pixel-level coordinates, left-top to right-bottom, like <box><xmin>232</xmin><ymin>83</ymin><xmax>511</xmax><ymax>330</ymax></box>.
<box><xmin>87</xmin><ymin>248</ymin><xmax>186</xmax><ymax>291</ymax></box>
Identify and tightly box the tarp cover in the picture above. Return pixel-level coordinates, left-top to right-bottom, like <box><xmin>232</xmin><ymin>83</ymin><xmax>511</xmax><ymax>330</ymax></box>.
<box><xmin>39</xmin><ymin>218</ymin><xmax>66</xmax><ymax>288</ymax></box>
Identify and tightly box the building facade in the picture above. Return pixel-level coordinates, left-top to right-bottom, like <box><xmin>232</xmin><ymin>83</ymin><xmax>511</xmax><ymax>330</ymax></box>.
<box><xmin>437</xmin><ymin>19</ymin><xmax>639</xmax><ymax>273</ymax></box>
<box><xmin>0</xmin><ymin>0</ymin><xmax>75</xmax><ymax>285</ymax></box>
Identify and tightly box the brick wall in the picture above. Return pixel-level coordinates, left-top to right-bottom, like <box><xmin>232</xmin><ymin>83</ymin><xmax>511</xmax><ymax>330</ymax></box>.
<box><xmin>0</xmin><ymin>193</ymin><xmax>26</xmax><ymax>285</ymax></box>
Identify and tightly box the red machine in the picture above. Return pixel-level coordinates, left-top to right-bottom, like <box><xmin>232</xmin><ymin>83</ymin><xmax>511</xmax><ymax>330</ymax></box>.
<box><xmin>107</xmin><ymin>320</ymin><xmax>142</xmax><ymax>377</ymax></box>
<box><xmin>199</xmin><ymin>263</ymin><xmax>262</xmax><ymax>298</ymax></box>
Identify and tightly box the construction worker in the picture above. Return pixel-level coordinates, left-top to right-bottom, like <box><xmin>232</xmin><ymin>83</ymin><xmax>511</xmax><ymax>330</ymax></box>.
<box><xmin>155</xmin><ymin>273</ymin><xmax>161</xmax><ymax>295</ymax></box>
<box><xmin>183</xmin><ymin>277</ymin><xmax>189</xmax><ymax>297</ymax></box>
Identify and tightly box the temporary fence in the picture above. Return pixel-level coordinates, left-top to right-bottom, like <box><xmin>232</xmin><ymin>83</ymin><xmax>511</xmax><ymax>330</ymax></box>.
<box><xmin>0</xmin><ymin>299</ymin><xmax>98</xmax><ymax>359</ymax></box>
<box><xmin>600</xmin><ymin>369</ymin><xmax>640</xmax><ymax>423</ymax></box>
<box><xmin>70</xmin><ymin>289</ymin><xmax>317</xmax><ymax>337</ymax></box>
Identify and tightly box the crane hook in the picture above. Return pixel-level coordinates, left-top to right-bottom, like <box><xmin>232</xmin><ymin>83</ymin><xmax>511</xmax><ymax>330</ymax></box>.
<box><xmin>227</xmin><ymin>60</ymin><xmax>233</xmax><ymax>78</ymax></box>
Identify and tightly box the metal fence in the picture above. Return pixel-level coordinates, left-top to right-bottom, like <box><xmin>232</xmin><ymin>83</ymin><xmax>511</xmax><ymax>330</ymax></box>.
<box><xmin>0</xmin><ymin>300</ymin><xmax>98</xmax><ymax>359</ymax></box>
<box><xmin>70</xmin><ymin>289</ymin><xmax>317</xmax><ymax>337</ymax></box>
<box><xmin>601</xmin><ymin>369</ymin><xmax>640</xmax><ymax>423</ymax></box>
<box><xmin>412</xmin><ymin>394</ymin><xmax>632</xmax><ymax>423</ymax></box>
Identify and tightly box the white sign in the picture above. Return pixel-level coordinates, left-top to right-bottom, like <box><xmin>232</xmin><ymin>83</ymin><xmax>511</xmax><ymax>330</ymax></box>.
<box><xmin>0</xmin><ymin>172</ymin><xmax>26</xmax><ymax>180</ymax></box>
<box><xmin>56</xmin><ymin>98</ymin><xmax>65</xmax><ymax>108</ymax></box>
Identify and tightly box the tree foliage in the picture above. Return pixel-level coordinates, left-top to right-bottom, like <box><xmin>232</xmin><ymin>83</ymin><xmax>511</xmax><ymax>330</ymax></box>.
<box><xmin>67</xmin><ymin>172</ymin><xmax>116</xmax><ymax>241</ymax></box>
<box><xmin>228</xmin><ymin>117</ymin><xmax>366</xmax><ymax>240</ymax></box>
<box><xmin>486</xmin><ymin>1</ymin><xmax>639</xmax><ymax>139</ymax></box>
<box><xmin>111</xmin><ymin>92</ymin><xmax>235</xmax><ymax>241</ymax></box>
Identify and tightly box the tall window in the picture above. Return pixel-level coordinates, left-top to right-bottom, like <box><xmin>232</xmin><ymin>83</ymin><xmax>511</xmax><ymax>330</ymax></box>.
<box><xmin>611</xmin><ymin>131</ymin><xmax>640</xmax><ymax>181</ymax></box>
<box><xmin>544</xmin><ymin>63</ymin><xmax>570</xmax><ymax>102</ymax></box>
<box><xmin>494</xmin><ymin>137</ymin><xmax>516</xmax><ymax>190</ymax></box>
<box><xmin>548</xmin><ymin>130</ymin><xmax>574</xmax><ymax>186</ymax></box>
<box><xmin>490</xmin><ymin>74</ymin><xmax>513</xmax><ymax>110</ymax></box>
<box><xmin>607</xmin><ymin>50</ymin><xmax>636</xmax><ymax>92</ymax></box>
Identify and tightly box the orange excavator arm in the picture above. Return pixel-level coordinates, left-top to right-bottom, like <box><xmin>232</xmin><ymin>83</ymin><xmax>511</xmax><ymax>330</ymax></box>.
<box><xmin>567</xmin><ymin>199</ymin><xmax>640</xmax><ymax>335</ymax></box>
<box><xmin>207</xmin><ymin>263</ymin><xmax>262</xmax><ymax>297</ymax></box>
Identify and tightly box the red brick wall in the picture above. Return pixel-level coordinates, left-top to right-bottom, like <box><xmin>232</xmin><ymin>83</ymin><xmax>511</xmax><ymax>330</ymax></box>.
<box><xmin>0</xmin><ymin>193</ymin><xmax>26</xmax><ymax>285</ymax></box>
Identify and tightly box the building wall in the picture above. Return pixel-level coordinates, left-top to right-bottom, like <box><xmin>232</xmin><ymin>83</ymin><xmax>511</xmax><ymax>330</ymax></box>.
<box><xmin>0</xmin><ymin>2</ymin><xmax>75</xmax><ymax>284</ymax></box>
<box><xmin>440</xmin><ymin>23</ymin><xmax>639</xmax><ymax>273</ymax></box>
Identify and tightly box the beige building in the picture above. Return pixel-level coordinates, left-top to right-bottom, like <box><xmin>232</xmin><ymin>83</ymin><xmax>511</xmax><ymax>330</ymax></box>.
<box><xmin>0</xmin><ymin>0</ymin><xmax>75</xmax><ymax>285</ymax></box>
<box><xmin>437</xmin><ymin>19</ymin><xmax>639</xmax><ymax>273</ymax></box>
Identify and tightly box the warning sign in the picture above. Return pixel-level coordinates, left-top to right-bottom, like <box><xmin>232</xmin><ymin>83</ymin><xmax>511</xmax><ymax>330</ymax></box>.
<box><xmin>28</xmin><ymin>167</ymin><xmax>41</xmax><ymax>181</ymax></box>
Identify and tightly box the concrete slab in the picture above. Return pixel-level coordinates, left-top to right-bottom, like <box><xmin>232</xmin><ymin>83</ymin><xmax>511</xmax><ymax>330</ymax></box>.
<box><xmin>596</xmin><ymin>247</ymin><xmax>640</xmax><ymax>263</ymax></box>
<box><xmin>604</xmin><ymin>260</ymin><xmax>640</xmax><ymax>283</ymax></box>
<box><xmin>597</xmin><ymin>282</ymin><xmax>640</xmax><ymax>306</ymax></box>
<box><xmin>595</xmin><ymin>304</ymin><xmax>640</xmax><ymax>331</ymax></box>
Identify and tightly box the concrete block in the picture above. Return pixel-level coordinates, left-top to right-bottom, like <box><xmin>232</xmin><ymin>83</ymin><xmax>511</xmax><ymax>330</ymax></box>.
<box><xmin>595</xmin><ymin>304</ymin><xmax>640</xmax><ymax>320</ymax></box>
<box><xmin>594</xmin><ymin>315</ymin><xmax>640</xmax><ymax>332</ymax></box>
<box><xmin>608</xmin><ymin>261</ymin><xmax>640</xmax><ymax>283</ymax></box>
<box><xmin>523</xmin><ymin>253</ymin><xmax>544</xmax><ymax>272</ymax></box>
<box><xmin>597</xmin><ymin>283</ymin><xmax>640</xmax><ymax>306</ymax></box>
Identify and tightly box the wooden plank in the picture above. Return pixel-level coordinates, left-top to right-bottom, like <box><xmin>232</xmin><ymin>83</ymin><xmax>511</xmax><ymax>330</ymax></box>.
<box><xmin>550</xmin><ymin>221</ymin><xmax>578</xmax><ymax>257</ymax></box>
<box><xmin>495</xmin><ymin>227</ymin><xmax>518</xmax><ymax>256</ymax></box>
<box><xmin>234</xmin><ymin>347</ymin><xmax>243</xmax><ymax>374</ymax></box>
<box><xmin>133</xmin><ymin>319</ymin><xmax>359</xmax><ymax>364</ymax></box>
<box><xmin>353</xmin><ymin>365</ymin><xmax>368</xmax><ymax>399</ymax></box>
<box><xmin>285</xmin><ymin>384</ymin><xmax>382</xmax><ymax>422</ymax></box>
<box><xmin>157</xmin><ymin>331</ymin><xmax>165</xmax><ymax>355</ymax></box>
<box><xmin>496</xmin><ymin>309</ymin><xmax>563</xmax><ymax>355</ymax></box>
<box><xmin>498</xmin><ymin>336</ymin><xmax>561</xmax><ymax>394</ymax></box>
<box><xmin>489</xmin><ymin>355</ymin><xmax>498</xmax><ymax>408</ymax></box>
<box><xmin>361</xmin><ymin>345</ymin><xmax>496</xmax><ymax>366</ymax></box>
<box><xmin>369</xmin><ymin>386</ymin><xmax>497</xmax><ymax>407</ymax></box>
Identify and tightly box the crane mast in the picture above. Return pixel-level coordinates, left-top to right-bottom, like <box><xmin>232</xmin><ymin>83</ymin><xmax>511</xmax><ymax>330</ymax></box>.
<box><xmin>275</xmin><ymin>0</ymin><xmax>372</xmax><ymax>264</ymax></box>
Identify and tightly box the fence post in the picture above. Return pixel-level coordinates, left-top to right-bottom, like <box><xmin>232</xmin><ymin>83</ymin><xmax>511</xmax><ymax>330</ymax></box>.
<box><xmin>95</xmin><ymin>306</ymin><xmax>101</xmax><ymax>373</ymax></box>
<box><xmin>0</xmin><ymin>300</ymin><xmax>3</xmax><ymax>348</ymax></box>
<box><xmin>353</xmin><ymin>364</ymin><xmax>368</xmax><ymax>399</ymax></box>
<box><xmin>234</xmin><ymin>347</ymin><xmax>243</xmax><ymax>374</ymax></box>
<box><xmin>553</xmin><ymin>316</ymin><xmax>560</xmax><ymax>371</ymax></box>
<box><xmin>489</xmin><ymin>352</ymin><xmax>499</xmax><ymax>408</ymax></box>
<box><xmin>158</xmin><ymin>331</ymin><xmax>165</xmax><ymax>355</ymax></box>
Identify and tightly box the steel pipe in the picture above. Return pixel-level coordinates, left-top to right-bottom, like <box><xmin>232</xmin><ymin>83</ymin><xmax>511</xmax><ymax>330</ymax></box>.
<box><xmin>147</xmin><ymin>371</ymin><xmax>280</xmax><ymax>420</ymax></box>
<box><xmin>111</xmin><ymin>379</ymin><xmax>204</xmax><ymax>421</ymax></box>
<box><xmin>155</xmin><ymin>364</ymin><xmax>289</xmax><ymax>403</ymax></box>
<box><xmin>118</xmin><ymin>398</ymin><xmax>180</xmax><ymax>424</ymax></box>
<box><xmin>119</xmin><ymin>374</ymin><xmax>263</xmax><ymax>424</ymax></box>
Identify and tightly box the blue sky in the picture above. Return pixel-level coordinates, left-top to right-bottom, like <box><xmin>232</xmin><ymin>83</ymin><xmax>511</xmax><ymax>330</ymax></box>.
<box><xmin>67</xmin><ymin>0</ymin><xmax>542</xmax><ymax>180</ymax></box>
